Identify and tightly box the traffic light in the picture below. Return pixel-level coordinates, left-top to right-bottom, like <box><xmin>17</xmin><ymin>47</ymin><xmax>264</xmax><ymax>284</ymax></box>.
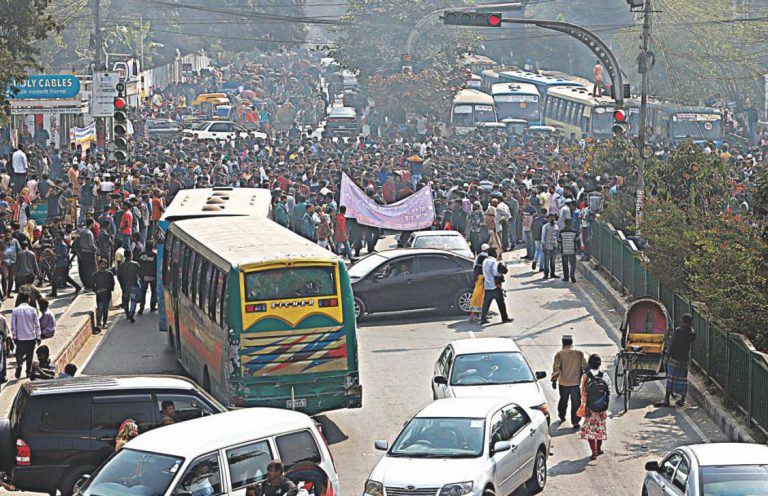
<box><xmin>613</xmin><ymin>108</ymin><xmax>629</xmax><ymax>135</ymax></box>
<box><xmin>113</xmin><ymin>82</ymin><xmax>130</xmax><ymax>163</ymax></box>
<box><xmin>443</xmin><ymin>11</ymin><xmax>503</xmax><ymax>27</ymax></box>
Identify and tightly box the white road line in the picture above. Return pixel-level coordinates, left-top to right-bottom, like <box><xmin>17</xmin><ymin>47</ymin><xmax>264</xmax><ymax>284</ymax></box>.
<box><xmin>577</xmin><ymin>279</ymin><xmax>711</xmax><ymax>443</ymax></box>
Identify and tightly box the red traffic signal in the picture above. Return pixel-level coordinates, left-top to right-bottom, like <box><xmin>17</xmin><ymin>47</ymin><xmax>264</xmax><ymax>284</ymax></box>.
<box><xmin>613</xmin><ymin>109</ymin><xmax>628</xmax><ymax>123</ymax></box>
<box><xmin>114</xmin><ymin>97</ymin><xmax>127</xmax><ymax>110</ymax></box>
<box><xmin>443</xmin><ymin>11</ymin><xmax>503</xmax><ymax>27</ymax></box>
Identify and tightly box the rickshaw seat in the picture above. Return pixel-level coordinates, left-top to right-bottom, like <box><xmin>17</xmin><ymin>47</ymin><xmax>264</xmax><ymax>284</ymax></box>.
<box><xmin>626</xmin><ymin>333</ymin><xmax>664</xmax><ymax>355</ymax></box>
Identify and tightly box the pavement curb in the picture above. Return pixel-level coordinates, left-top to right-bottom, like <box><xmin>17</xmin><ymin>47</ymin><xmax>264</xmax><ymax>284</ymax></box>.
<box><xmin>50</xmin><ymin>293</ymin><xmax>96</xmax><ymax>374</ymax></box>
<box><xmin>576</xmin><ymin>260</ymin><xmax>759</xmax><ymax>443</ymax></box>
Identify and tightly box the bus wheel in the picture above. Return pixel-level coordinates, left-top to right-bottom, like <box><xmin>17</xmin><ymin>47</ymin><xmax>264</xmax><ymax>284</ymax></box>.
<box><xmin>353</xmin><ymin>297</ymin><xmax>366</xmax><ymax>321</ymax></box>
<box><xmin>203</xmin><ymin>368</ymin><xmax>211</xmax><ymax>393</ymax></box>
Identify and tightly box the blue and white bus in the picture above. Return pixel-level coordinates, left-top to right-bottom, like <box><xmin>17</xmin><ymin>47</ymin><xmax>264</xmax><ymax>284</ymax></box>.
<box><xmin>490</xmin><ymin>82</ymin><xmax>542</xmax><ymax>125</ymax></box>
<box><xmin>643</xmin><ymin>102</ymin><xmax>724</xmax><ymax>146</ymax></box>
<box><xmin>496</xmin><ymin>70</ymin><xmax>582</xmax><ymax>109</ymax></box>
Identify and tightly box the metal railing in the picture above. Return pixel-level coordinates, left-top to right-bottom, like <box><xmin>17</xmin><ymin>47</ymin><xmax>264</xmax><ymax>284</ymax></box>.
<box><xmin>591</xmin><ymin>221</ymin><xmax>768</xmax><ymax>437</ymax></box>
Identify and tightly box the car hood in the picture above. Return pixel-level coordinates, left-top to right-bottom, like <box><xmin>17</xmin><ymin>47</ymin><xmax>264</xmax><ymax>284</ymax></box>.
<box><xmin>369</xmin><ymin>455</ymin><xmax>479</xmax><ymax>487</ymax></box>
<box><xmin>449</xmin><ymin>382</ymin><xmax>545</xmax><ymax>407</ymax></box>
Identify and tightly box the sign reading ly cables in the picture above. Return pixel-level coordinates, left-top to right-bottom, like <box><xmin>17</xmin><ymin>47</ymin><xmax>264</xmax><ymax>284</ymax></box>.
<box><xmin>9</xmin><ymin>75</ymin><xmax>81</xmax><ymax>100</ymax></box>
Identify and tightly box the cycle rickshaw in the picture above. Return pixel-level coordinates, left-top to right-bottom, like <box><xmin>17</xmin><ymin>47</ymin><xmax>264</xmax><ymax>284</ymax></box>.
<box><xmin>614</xmin><ymin>297</ymin><xmax>671</xmax><ymax>412</ymax></box>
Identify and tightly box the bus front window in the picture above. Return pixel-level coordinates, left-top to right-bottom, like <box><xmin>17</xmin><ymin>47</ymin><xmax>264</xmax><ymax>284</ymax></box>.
<box><xmin>474</xmin><ymin>105</ymin><xmax>496</xmax><ymax>123</ymax></box>
<box><xmin>671</xmin><ymin>118</ymin><xmax>722</xmax><ymax>141</ymax></box>
<box><xmin>244</xmin><ymin>266</ymin><xmax>337</xmax><ymax>301</ymax></box>
<box><xmin>452</xmin><ymin>105</ymin><xmax>474</xmax><ymax>127</ymax></box>
<box><xmin>494</xmin><ymin>96</ymin><xmax>539</xmax><ymax>122</ymax></box>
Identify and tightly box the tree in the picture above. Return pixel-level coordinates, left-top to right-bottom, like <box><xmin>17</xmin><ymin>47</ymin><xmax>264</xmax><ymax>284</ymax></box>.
<box><xmin>0</xmin><ymin>0</ymin><xmax>59</xmax><ymax>121</ymax></box>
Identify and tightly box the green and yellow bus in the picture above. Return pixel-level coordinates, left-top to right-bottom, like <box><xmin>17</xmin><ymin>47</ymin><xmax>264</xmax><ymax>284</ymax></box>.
<box><xmin>162</xmin><ymin>216</ymin><xmax>362</xmax><ymax>414</ymax></box>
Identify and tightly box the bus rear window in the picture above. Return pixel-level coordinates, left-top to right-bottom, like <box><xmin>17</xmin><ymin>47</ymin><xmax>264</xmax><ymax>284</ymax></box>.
<box><xmin>244</xmin><ymin>267</ymin><xmax>337</xmax><ymax>301</ymax></box>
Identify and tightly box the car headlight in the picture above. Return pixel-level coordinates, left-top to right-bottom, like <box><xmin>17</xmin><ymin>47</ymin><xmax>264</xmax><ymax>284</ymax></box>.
<box><xmin>364</xmin><ymin>480</ymin><xmax>384</xmax><ymax>496</ymax></box>
<box><xmin>439</xmin><ymin>482</ymin><xmax>473</xmax><ymax>496</ymax></box>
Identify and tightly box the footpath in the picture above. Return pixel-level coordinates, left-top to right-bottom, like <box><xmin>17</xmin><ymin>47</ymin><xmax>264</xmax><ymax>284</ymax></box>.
<box><xmin>577</xmin><ymin>258</ymin><xmax>762</xmax><ymax>443</ymax></box>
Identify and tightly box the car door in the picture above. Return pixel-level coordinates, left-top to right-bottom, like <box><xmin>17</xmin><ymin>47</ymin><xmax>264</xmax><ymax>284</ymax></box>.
<box><xmin>433</xmin><ymin>346</ymin><xmax>454</xmax><ymax>399</ymax></box>
<box><xmin>224</xmin><ymin>438</ymin><xmax>274</xmax><ymax>495</ymax></box>
<box><xmin>90</xmin><ymin>395</ymin><xmax>157</xmax><ymax>462</ymax></box>
<box><xmin>32</xmin><ymin>394</ymin><xmax>91</xmax><ymax>474</ymax></box>
<box><xmin>153</xmin><ymin>393</ymin><xmax>220</xmax><ymax>422</ymax></box>
<box><xmin>171</xmin><ymin>452</ymin><xmax>224</xmax><ymax>496</ymax></box>
<box><xmin>503</xmin><ymin>406</ymin><xmax>537</xmax><ymax>491</ymax></box>
<box><xmin>361</xmin><ymin>256</ymin><xmax>417</xmax><ymax>312</ymax></box>
<box><xmin>668</xmin><ymin>455</ymin><xmax>690</xmax><ymax>496</ymax></box>
<box><xmin>488</xmin><ymin>408</ymin><xmax>516</xmax><ymax>496</ymax></box>
<box><xmin>208</xmin><ymin>122</ymin><xmax>229</xmax><ymax>137</ymax></box>
<box><xmin>409</xmin><ymin>255</ymin><xmax>460</xmax><ymax>306</ymax></box>
<box><xmin>646</xmin><ymin>453</ymin><xmax>682</xmax><ymax>496</ymax></box>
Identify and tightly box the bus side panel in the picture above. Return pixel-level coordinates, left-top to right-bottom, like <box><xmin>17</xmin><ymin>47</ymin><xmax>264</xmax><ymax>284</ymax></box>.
<box><xmin>157</xmin><ymin>219</ymin><xmax>170</xmax><ymax>332</ymax></box>
<box><xmin>338</xmin><ymin>261</ymin><xmax>360</xmax><ymax>375</ymax></box>
<box><xmin>177</xmin><ymin>293</ymin><xmax>227</xmax><ymax>400</ymax></box>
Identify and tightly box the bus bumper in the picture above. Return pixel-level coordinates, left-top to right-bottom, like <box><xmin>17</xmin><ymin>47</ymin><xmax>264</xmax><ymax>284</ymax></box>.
<box><xmin>231</xmin><ymin>384</ymin><xmax>362</xmax><ymax>415</ymax></box>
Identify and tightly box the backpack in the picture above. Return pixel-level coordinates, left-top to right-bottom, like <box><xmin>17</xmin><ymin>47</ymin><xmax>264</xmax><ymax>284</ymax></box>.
<box><xmin>585</xmin><ymin>371</ymin><xmax>610</xmax><ymax>413</ymax></box>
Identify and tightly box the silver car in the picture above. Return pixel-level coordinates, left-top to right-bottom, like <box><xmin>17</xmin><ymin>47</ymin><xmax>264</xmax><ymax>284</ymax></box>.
<box><xmin>407</xmin><ymin>231</ymin><xmax>474</xmax><ymax>260</ymax></box>
<box><xmin>365</xmin><ymin>398</ymin><xmax>550</xmax><ymax>496</ymax></box>
<box><xmin>643</xmin><ymin>443</ymin><xmax>768</xmax><ymax>496</ymax></box>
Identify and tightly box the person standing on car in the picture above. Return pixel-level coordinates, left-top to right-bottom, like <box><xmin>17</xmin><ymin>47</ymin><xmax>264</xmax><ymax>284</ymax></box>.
<box><xmin>260</xmin><ymin>460</ymin><xmax>298</xmax><ymax>496</ymax></box>
<box><xmin>11</xmin><ymin>292</ymin><xmax>40</xmax><ymax>379</ymax></box>
<box><xmin>577</xmin><ymin>354</ymin><xmax>611</xmax><ymax>460</ymax></box>
<box><xmin>551</xmin><ymin>335</ymin><xmax>587</xmax><ymax>428</ymax></box>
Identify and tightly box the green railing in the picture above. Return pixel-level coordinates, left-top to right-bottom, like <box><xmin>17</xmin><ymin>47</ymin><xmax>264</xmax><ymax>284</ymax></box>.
<box><xmin>591</xmin><ymin>221</ymin><xmax>768</xmax><ymax>437</ymax></box>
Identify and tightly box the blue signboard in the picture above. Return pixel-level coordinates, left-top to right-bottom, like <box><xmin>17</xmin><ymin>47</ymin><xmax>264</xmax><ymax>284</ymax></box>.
<box><xmin>9</xmin><ymin>75</ymin><xmax>81</xmax><ymax>100</ymax></box>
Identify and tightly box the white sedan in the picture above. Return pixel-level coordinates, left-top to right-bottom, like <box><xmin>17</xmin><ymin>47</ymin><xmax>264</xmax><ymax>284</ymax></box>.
<box><xmin>407</xmin><ymin>230</ymin><xmax>473</xmax><ymax>259</ymax></box>
<box><xmin>432</xmin><ymin>338</ymin><xmax>550</xmax><ymax>423</ymax></box>
<box><xmin>365</xmin><ymin>397</ymin><xmax>550</xmax><ymax>496</ymax></box>
<box><xmin>182</xmin><ymin>120</ymin><xmax>266</xmax><ymax>141</ymax></box>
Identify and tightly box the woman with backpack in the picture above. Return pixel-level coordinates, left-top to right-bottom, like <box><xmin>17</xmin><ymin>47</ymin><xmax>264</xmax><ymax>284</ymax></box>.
<box><xmin>577</xmin><ymin>353</ymin><xmax>611</xmax><ymax>460</ymax></box>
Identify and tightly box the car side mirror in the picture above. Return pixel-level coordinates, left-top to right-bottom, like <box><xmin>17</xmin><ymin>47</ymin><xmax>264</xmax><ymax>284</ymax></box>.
<box><xmin>374</xmin><ymin>440</ymin><xmax>388</xmax><ymax>451</ymax></box>
<box><xmin>491</xmin><ymin>441</ymin><xmax>511</xmax><ymax>455</ymax></box>
<box><xmin>535</xmin><ymin>371</ymin><xmax>547</xmax><ymax>380</ymax></box>
<box><xmin>645</xmin><ymin>461</ymin><xmax>660</xmax><ymax>472</ymax></box>
<box><xmin>433</xmin><ymin>375</ymin><xmax>448</xmax><ymax>385</ymax></box>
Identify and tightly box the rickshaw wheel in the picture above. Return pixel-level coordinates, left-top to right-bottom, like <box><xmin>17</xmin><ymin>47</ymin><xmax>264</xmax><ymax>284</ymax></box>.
<box><xmin>613</xmin><ymin>356</ymin><xmax>625</xmax><ymax>396</ymax></box>
<box><xmin>623</xmin><ymin>370</ymin><xmax>632</xmax><ymax>413</ymax></box>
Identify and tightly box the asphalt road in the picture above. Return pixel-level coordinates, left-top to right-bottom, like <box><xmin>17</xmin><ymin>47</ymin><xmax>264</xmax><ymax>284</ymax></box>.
<box><xmin>78</xmin><ymin>250</ymin><xmax>728</xmax><ymax>496</ymax></box>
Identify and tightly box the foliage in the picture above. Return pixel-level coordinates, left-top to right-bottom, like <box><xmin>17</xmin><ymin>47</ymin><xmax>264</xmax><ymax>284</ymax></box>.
<box><xmin>367</xmin><ymin>66</ymin><xmax>466</xmax><ymax>123</ymax></box>
<box><xmin>0</xmin><ymin>0</ymin><xmax>59</xmax><ymax>122</ymax></box>
<box><xmin>585</xmin><ymin>137</ymin><xmax>641</xmax><ymax>232</ymax></box>
<box><xmin>641</xmin><ymin>202</ymin><xmax>691</xmax><ymax>292</ymax></box>
<box><xmin>330</xmin><ymin>0</ymin><xmax>475</xmax><ymax>78</ymax></box>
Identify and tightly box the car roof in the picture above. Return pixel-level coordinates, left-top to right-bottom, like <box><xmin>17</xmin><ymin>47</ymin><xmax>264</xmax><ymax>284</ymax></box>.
<box><xmin>375</xmin><ymin>248</ymin><xmax>466</xmax><ymax>259</ymax></box>
<box><xmin>412</xmin><ymin>230</ymin><xmax>462</xmax><ymax>237</ymax></box>
<box><xmin>684</xmin><ymin>443</ymin><xmax>768</xmax><ymax>466</ymax></box>
<box><xmin>329</xmin><ymin>107</ymin><xmax>356</xmax><ymax>116</ymax></box>
<box><xmin>125</xmin><ymin>408</ymin><xmax>313</xmax><ymax>456</ymax></box>
<box><xmin>416</xmin><ymin>398</ymin><xmax>512</xmax><ymax>418</ymax></box>
<box><xmin>22</xmin><ymin>375</ymin><xmax>202</xmax><ymax>396</ymax></box>
<box><xmin>449</xmin><ymin>337</ymin><xmax>522</xmax><ymax>354</ymax></box>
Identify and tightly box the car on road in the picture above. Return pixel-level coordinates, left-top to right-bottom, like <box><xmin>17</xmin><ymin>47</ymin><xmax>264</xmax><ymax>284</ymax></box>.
<box><xmin>182</xmin><ymin>120</ymin><xmax>266</xmax><ymax>141</ymax></box>
<box><xmin>406</xmin><ymin>230</ymin><xmax>474</xmax><ymax>259</ymax></box>
<box><xmin>76</xmin><ymin>408</ymin><xmax>340</xmax><ymax>496</ymax></box>
<box><xmin>323</xmin><ymin>106</ymin><xmax>360</xmax><ymax>138</ymax></box>
<box><xmin>365</xmin><ymin>397</ymin><xmax>550</xmax><ymax>496</ymax></box>
<box><xmin>432</xmin><ymin>338</ymin><xmax>550</xmax><ymax>422</ymax></box>
<box><xmin>145</xmin><ymin>119</ymin><xmax>184</xmax><ymax>140</ymax></box>
<box><xmin>0</xmin><ymin>375</ymin><xmax>226</xmax><ymax>496</ymax></box>
<box><xmin>642</xmin><ymin>443</ymin><xmax>768</xmax><ymax>496</ymax></box>
<box><xmin>348</xmin><ymin>248</ymin><xmax>475</xmax><ymax>319</ymax></box>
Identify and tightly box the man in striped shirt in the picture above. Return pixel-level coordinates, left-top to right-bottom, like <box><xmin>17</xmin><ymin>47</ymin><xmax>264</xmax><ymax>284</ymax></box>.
<box><xmin>558</xmin><ymin>218</ymin><xmax>580</xmax><ymax>283</ymax></box>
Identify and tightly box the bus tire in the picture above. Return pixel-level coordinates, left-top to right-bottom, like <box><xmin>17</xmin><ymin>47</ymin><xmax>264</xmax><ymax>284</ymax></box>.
<box><xmin>353</xmin><ymin>297</ymin><xmax>366</xmax><ymax>321</ymax></box>
<box><xmin>202</xmin><ymin>368</ymin><xmax>211</xmax><ymax>393</ymax></box>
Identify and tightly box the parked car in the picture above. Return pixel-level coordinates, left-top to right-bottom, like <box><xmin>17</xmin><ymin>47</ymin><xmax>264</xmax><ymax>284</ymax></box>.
<box><xmin>76</xmin><ymin>408</ymin><xmax>339</xmax><ymax>496</ymax></box>
<box><xmin>406</xmin><ymin>230</ymin><xmax>474</xmax><ymax>259</ymax></box>
<box><xmin>323</xmin><ymin>107</ymin><xmax>359</xmax><ymax>138</ymax></box>
<box><xmin>182</xmin><ymin>120</ymin><xmax>266</xmax><ymax>141</ymax></box>
<box><xmin>348</xmin><ymin>248</ymin><xmax>475</xmax><ymax>319</ymax></box>
<box><xmin>146</xmin><ymin>119</ymin><xmax>184</xmax><ymax>140</ymax></box>
<box><xmin>366</xmin><ymin>398</ymin><xmax>550</xmax><ymax>496</ymax></box>
<box><xmin>642</xmin><ymin>443</ymin><xmax>768</xmax><ymax>496</ymax></box>
<box><xmin>432</xmin><ymin>338</ymin><xmax>550</xmax><ymax>422</ymax></box>
<box><xmin>0</xmin><ymin>375</ymin><xmax>226</xmax><ymax>496</ymax></box>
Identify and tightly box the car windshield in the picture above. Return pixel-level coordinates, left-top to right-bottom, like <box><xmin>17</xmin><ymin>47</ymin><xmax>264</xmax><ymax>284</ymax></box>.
<box><xmin>191</xmin><ymin>122</ymin><xmax>208</xmax><ymax>130</ymax></box>
<box><xmin>79</xmin><ymin>449</ymin><xmax>183</xmax><ymax>496</ymax></box>
<box><xmin>702</xmin><ymin>465</ymin><xmax>768</xmax><ymax>496</ymax></box>
<box><xmin>390</xmin><ymin>417</ymin><xmax>485</xmax><ymax>458</ymax></box>
<box><xmin>348</xmin><ymin>253</ymin><xmax>387</xmax><ymax>278</ymax></box>
<box><xmin>450</xmin><ymin>352</ymin><xmax>535</xmax><ymax>386</ymax></box>
<box><xmin>413</xmin><ymin>235</ymin><xmax>468</xmax><ymax>251</ymax></box>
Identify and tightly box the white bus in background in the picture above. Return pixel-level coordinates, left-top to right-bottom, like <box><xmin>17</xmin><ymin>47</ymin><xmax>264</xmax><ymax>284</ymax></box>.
<box><xmin>450</xmin><ymin>89</ymin><xmax>498</xmax><ymax>135</ymax></box>
<box><xmin>491</xmin><ymin>82</ymin><xmax>542</xmax><ymax>125</ymax></box>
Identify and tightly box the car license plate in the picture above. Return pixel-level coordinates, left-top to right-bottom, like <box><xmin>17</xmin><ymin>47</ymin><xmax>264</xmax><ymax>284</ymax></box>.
<box><xmin>286</xmin><ymin>398</ymin><xmax>307</xmax><ymax>409</ymax></box>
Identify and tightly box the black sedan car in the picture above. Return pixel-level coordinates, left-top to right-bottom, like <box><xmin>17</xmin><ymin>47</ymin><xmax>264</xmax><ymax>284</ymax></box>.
<box><xmin>348</xmin><ymin>248</ymin><xmax>475</xmax><ymax>319</ymax></box>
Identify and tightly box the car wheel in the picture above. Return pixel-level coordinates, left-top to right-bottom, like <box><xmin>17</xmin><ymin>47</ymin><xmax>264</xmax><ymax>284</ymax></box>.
<box><xmin>482</xmin><ymin>488</ymin><xmax>495</xmax><ymax>496</ymax></box>
<box><xmin>642</xmin><ymin>486</ymin><xmax>649</xmax><ymax>496</ymax></box>
<box><xmin>60</xmin><ymin>466</ymin><xmax>91</xmax><ymax>496</ymax></box>
<box><xmin>453</xmin><ymin>288</ymin><xmax>473</xmax><ymax>314</ymax></box>
<box><xmin>354</xmin><ymin>297</ymin><xmax>366</xmax><ymax>321</ymax></box>
<box><xmin>525</xmin><ymin>448</ymin><xmax>547</xmax><ymax>494</ymax></box>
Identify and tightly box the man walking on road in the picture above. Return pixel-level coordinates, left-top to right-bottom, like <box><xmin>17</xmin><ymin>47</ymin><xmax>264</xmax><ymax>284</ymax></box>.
<box><xmin>11</xmin><ymin>293</ymin><xmax>40</xmax><ymax>379</ymax></box>
<box><xmin>541</xmin><ymin>213</ymin><xmax>558</xmax><ymax>279</ymax></box>
<box><xmin>659</xmin><ymin>313</ymin><xmax>696</xmax><ymax>407</ymax></box>
<box><xmin>558</xmin><ymin>218</ymin><xmax>580</xmax><ymax>283</ymax></box>
<box><xmin>77</xmin><ymin>219</ymin><xmax>97</xmax><ymax>290</ymax></box>
<box><xmin>137</xmin><ymin>242</ymin><xmax>157</xmax><ymax>315</ymax></box>
<box><xmin>551</xmin><ymin>335</ymin><xmax>587</xmax><ymax>428</ymax></box>
<box><xmin>479</xmin><ymin>248</ymin><xmax>511</xmax><ymax>325</ymax></box>
<box><xmin>117</xmin><ymin>250</ymin><xmax>140</xmax><ymax>323</ymax></box>
<box><xmin>11</xmin><ymin>145</ymin><xmax>28</xmax><ymax>194</ymax></box>
<box><xmin>14</xmin><ymin>241</ymin><xmax>39</xmax><ymax>289</ymax></box>
<box><xmin>93</xmin><ymin>260</ymin><xmax>114</xmax><ymax>328</ymax></box>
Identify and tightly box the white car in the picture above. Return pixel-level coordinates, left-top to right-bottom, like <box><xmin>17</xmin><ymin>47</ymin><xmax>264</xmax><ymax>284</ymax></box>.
<box><xmin>407</xmin><ymin>230</ymin><xmax>474</xmax><ymax>259</ymax></box>
<box><xmin>643</xmin><ymin>443</ymin><xmax>768</xmax><ymax>496</ymax></box>
<box><xmin>182</xmin><ymin>120</ymin><xmax>266</xmax><ymax>141</ymax></box>
<box><xmin>365</xmin><ymin>398</ymin><xmax>550</xmax><ymax>496</ymax></box>
<box><xmin>432</xmin><ymin>338</ymin><xmax>550</xmax><ymax>423</ymax></box>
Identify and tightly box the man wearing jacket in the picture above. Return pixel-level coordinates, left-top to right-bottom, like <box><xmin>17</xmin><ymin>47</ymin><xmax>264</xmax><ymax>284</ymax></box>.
<box><xmin>558</xmin><ymin>218</ymin><xmax>580</xmax><ymax>283</ymax></box>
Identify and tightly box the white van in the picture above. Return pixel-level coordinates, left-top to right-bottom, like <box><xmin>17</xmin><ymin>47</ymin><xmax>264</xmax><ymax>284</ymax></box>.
<box><xmin>75</xmin><ymin>408</ymin><xmax>339</xmax><ymax>496</ymax></box>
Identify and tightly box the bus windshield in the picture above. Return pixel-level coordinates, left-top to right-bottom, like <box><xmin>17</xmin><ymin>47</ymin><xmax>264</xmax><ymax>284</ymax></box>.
<box><xmin>670</xmin><ymin>115</ymin><xmax>722</xmax><ymax>141</ymax></box>
<box><xmin>244</xmin><ymin>266</ymin><xmax>337</xmax><ymax>301</ymax></box>
<box><xmin>494</xmin><ymin>95</ymin><xmax>539</xmax><ymax>122</ymax></box>
<box><xmin>474</xmin><ymin>104</ymin><xmax>496</xmax><ymax>123</ymax></box>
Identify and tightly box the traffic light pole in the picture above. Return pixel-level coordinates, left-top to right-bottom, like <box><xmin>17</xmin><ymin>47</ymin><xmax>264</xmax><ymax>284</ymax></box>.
<box><xmin>92</xmin><ymin>0</ymin><xmax>106</xmax><ymax>150</ymax></box>
<box><xmin>636</xmin><ymin>0</ymin><xmax>654</xmax><ymax>232</ymax></box>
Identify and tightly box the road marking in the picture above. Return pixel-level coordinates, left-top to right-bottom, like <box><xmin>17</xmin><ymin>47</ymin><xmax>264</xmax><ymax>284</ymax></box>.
<box><xmin>469</xmin><ymin>330</ymin><xmax>476</xmax><ymax>339</ymax></box>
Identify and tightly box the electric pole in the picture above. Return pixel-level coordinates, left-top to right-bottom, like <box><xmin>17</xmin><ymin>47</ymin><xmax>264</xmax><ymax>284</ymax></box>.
<box><xmin>635</xmin><ymin>0</ymin><xmax>653</xmax><ymax>232</ymax></box>
<box><xmin>93</xmin><ymin>0</ymin><xmax>106</xmax><ymax>149</ymax></box>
